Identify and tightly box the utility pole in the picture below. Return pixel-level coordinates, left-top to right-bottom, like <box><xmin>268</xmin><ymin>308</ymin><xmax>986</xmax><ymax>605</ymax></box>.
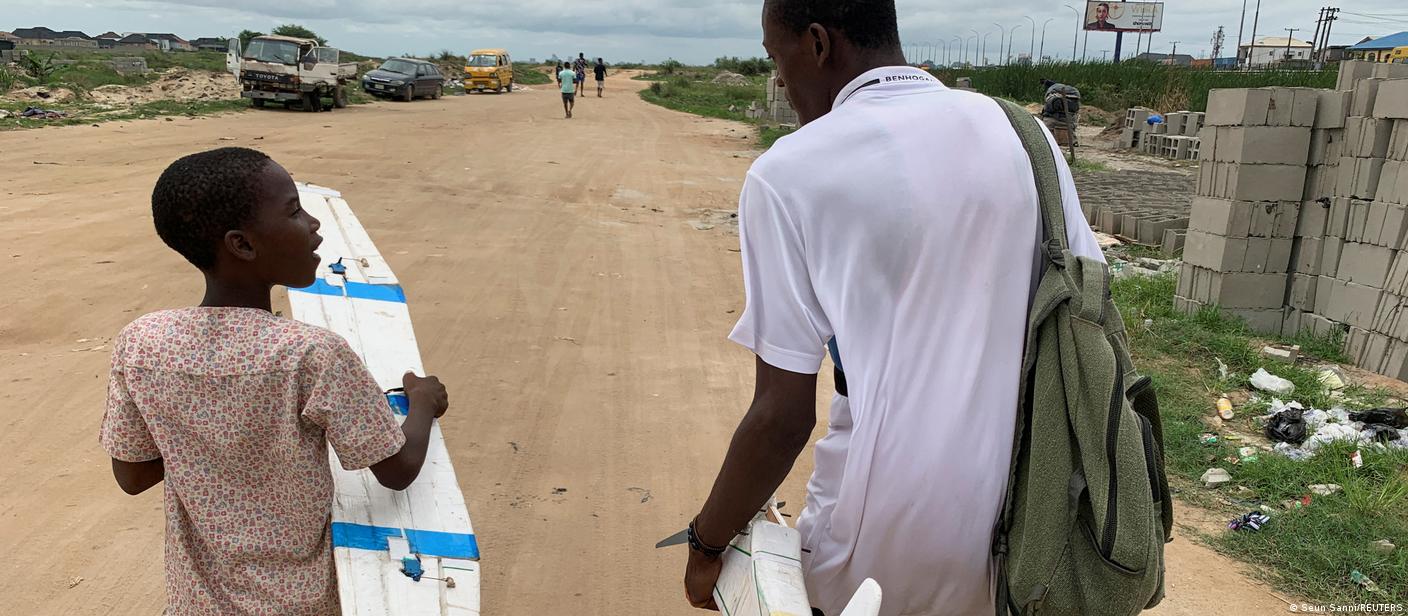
<box><xmin>1236</xmin><ymin>0</ymin><xmax>1249</xmax><ymax>67</ymax></box>
<box><xmin>1321</xmin><ymin>8</ymin><xmax>1339</xmax><ymax>62</ymax></box>
<box><xmin>1284</xmin><ymin>27</ymin><xmax>1299</xmax><ymax>64</ymax></box>
<box><xmin>1041</xmin><ymin>18</ymin><xmax>1054</xmax><ymax>63</ymax></box>
<box><xmin>1064</xmin><ymin>4</ymin><xmax>1079</xmax><ymax>62</ymax></box>
<box><xmin>1113</xmin><ymin>0</ymin><xmax>1126</xmax><ymax>63</ymax></box>
<box><xmin>1101</xmin><ymin>49</ymin><xmax>1110</xmax><ymax>62</ymax></box>
<box><xmin>1249</xmin><ymin>0</ymin><xmax>1263</xmax><ymax>68</ymax></box>
<box><xmin>1171</xmin><ymin>41</ymin><xmax>1180</xmax><ymax>61</ymax></box>
<box><xmin>1310</xmin><ymin>7</ymin><xmax>1326</xmax><ymax>62</ymax></box>
<box><xmin>1212</xmin><ymin>26</ymin><xmax>1225</xmax><ymax>61</ymax></box>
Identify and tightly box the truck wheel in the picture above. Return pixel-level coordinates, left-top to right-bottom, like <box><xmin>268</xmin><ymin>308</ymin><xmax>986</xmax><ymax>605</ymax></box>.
<box><xmin>504</xmin><ymin>80</ymin><xmax>512</xmax><ymax>93</ymax></box>
<box><xmin>403</xmin><ymin>86</ymin><xmax>414</xmax><ymax>102</ymax></box>
<box><xmin>334</xmin><ymin>86</ymin><xmax>348</xmax><ymax>109</ymax></box>
<box><xmin>252</xmin><ymin>98</ymin><xmax>266</xmax><ymax>108</ymax></box>
<box><xmin>304</xmin><ymin>92</ymin><xmax>320</xmax><ymax>112</ymax></box>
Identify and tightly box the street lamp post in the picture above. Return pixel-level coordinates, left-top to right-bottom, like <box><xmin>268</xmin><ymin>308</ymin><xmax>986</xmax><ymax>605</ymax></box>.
<box><xmin>1041</xmin><ymin>17</ymin><xmax>1054</xmax><ymax>62</ymax></box>
<box><xmin>983</xmin><ymin>30</ymin><xmax>995</xmax><ymax>66</ymax></box>
<box><xmin>993</xmin><ymin>22</ymin><xmax>1004</xmax><ymax>66</ymax></box>
<box><xmin>954</xmin><ymin>36</ymin><xmax>963</xmax><ymax>66</ymax></box>
<box><xmin>1063</xmin><ymin>4</ymin><xmax>1081</xmax><ymax>62</ymax></box>
<box><xmin>1008</xmin><ymin>24</ymin><xmax>1023</xmax><ymax>64</ymax></box>
<box><xmin>939</xmin><ymin>40</ymin><xmax>948</xmax><ymax>67</ymax></box>
<box><xmin>969</xmin><ymin>29</ymin><xmax>980</xmax><ymax>66</ymax></box>
<box><xmin>1024</xmin><ymin>16</ymin><xmax>1037</xmax><ymax>61</ymax></box>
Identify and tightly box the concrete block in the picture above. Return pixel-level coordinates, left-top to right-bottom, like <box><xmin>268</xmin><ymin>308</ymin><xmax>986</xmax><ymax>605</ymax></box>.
<box><xmin>1197</xmin><ymin>162</ymin><xmax>1215</xmax><ymax>196</ymax></box>
<box><xmin>1378</xmin><ymin>160</ymin><xmax>1407</xmax><ymax>205</ymax></box>
<box><xmin>1337</xmin><ymin>60</ymin><xmax>1378</xmax><ymax>91</ymax></box>
<box><xmin>1127</xmin><ymin>107</ymin><xmax>1153</xmax><ymax>127</ymax></box>
<box><xmin>1278</xmin><ymin>88</ymin><xmax>1321</xmax><ymax>128</ymax></box>
<box><xmin>1322</xmin><ymin>237</ymin><xmax>1345</xmax><ymax>277</ymax></box>
<box><xmin>1212</xmin><ymin>126</ymin><xmax>1312</xmax><ymax>165</ymax></box>
<box><xmin>1386</xmin><ymin>252</ymin><xmax>1408</xmax><ymax>296</ymax></box>
<box><xmin>1339</xmin><ymin>242</ymin><xmax>1395</xmax><ymax>288</ymax></box>
<box><xmin>1315</xmin><ymin>276</ymin><xmax>1335</xmax><ymax>314</ymax></box>
<box><xmin>1185</xmin><ymin>112</ymin><xmax>1206</xmax><ymax>137</ymax></box>
<box><xmin>1184</xmin><ymin>230</ymin><xmax>1248</xmax><ymax>272</ymax></box>
<box><xmin>1189</xmin><ymin>197</ymin><xmax>1251</xmax><ymax>237</ymax></box>
<box><xmin>1225</xmin><ymin>308</ymin><xmax>1288</xmax><ymax>334</ymax></box>
<box><xmin>1162</xmin><ymin>229</ymin><xmax>1187</xmax><ymax>256</ymax></box>
<box><xmin>1346</xmin><ymin>116</ymin><xmax>1394</xmax><ymax>158</ymax></box>
<box><xmin>1325</xmin><ymin>280</ymin><xmax>1383</xmax><ymax>329</ymax></box>
<box><xmin>1347</xmin><ymin>199</ymin><xmax>1372</xmax><ymax>243</ymax></box>
<box><xmin>1315</xmin><ymin>90</ymin><xmax>1352</xmax><ymax>129</ymax></box>
<box><xmin>1282</xmin><ymin>308</ymin><xmax>1305</xmax><ymax>336</ymax></box>
<box><xmin>1249</xmin><ymin>201</ymin><xmax>1300</xmax><ymax>238</ymax></box>
<box><xmin>1369</xmin><ymin>202</ymin><xmax>1408</xmax><ymax>250</ymax></box>
<box><xmin>1371</xmin><ymin>63</ymin><xmax>1408</xmax><ymax>80</ymax></box>
<box><xmin>1389</xmin><ymin>120</ymin><xmax>1408</xmax><ymax>161</ymax></box>
<box><xmin>1297</xmin><ymin>199</ymin><xmax>1331</xmax><ymax>238</ymax></box>
<box><xmin>1207</xmin><ymin>88</ymin><xmax>1274</xmax><ymax>126</ymax></box>
<box><xmin>1136</xmin><ymin>217</ymin><xmax>1188</xmax><ymax>245</ymax></box>
<box><xmin>1353</xmin><ymin>79</ymin><xmax>1382</xmax><ymax>118</ymax></box>
<box><xmin>1165</xmin><ymin>112</ymin><xmax>1188</xmax><ymax>136</ymax></box>
<box><xmin>1303</xmin><ymin>165</ymin><xmax>1338</xmax><ymax>201</ymax></box>
<box><xmin>1267</xmin><ymin>237</ymin><xmax>1295</xmax><ymax>273</ymax></box>
<box><xmin>1309</xmin><ymin>130</ymin><xmax>1332</xmax><ymax>165</ymax></box>
<box><xmin>1293</xmin><ymin>237</ymin><xmax>1324</xmax><ymax>275</ymax></box>
<box><xmin>1356</xmin><ymin>158</ymin><xmax>1388</xmax><ymax>199</ymax></box>
<box><xmin>1289</xmin><ymin>273</ymin><xmax>1319</xmax><ymax>311</ymax></box>
<box><xmin>1177</xmin><ymin>263</ymin><xmax>1195</xmax><ymax>298</ymax></box>
<box><xmin>1224</xmin><ymin>164</ymin><xmax>1308</xmax><ymax>202</ymax></box>
<box><xmin>1327</xmin><ymin>198</ymin><xmax>1352</xmax><ymax>238</ymax></box>
<box><xmin>1303</xmin><ymin>312</ymin><xmax>1339</xmax><ymax>337</ymax></box>
<box><xmin>1118</xmin><ymin>213</ymin><xmax>1139</xmax><ymax>237</ymax></box>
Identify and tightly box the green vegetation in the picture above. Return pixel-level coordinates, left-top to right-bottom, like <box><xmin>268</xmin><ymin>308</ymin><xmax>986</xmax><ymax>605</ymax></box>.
<box><xmin>1070</xmin><ymin>158</ymin><xmax>1111</xmax><ymax>173</ymax></box>
<box><xmin>271</xmin><ymin>24</ymin><xmax>327</xmax><ymax>46</ymax></box>
<box><xmin>1111</xmin><ymin>273</ymin><xmax>1407</xmax><ymax>605</ymax></box>
<box><xmin>637</xmin><ymin>67</ymin><xmax>790</xmax><ymax>149</ymax></box>
<box><xmin>932</xmin><ymin>62</ymin><xmax>1338</xmax><ymax>112</ymax></box>
<box><xmin>514</xmin><ymin>64</ymin><xmax>553</xmax><ymax>86</ymax></box>
<box><xmin>759</xmin><ymin>126</ymin><xmax>794</xmax><ymax>149</ymax></box>
<box><xmin>238</xmin><ymin>30</ymin><xmax>264</xmax><ymax>49</ymax></box>
<box><xmin>713</xmin><ymin>56</ymin><xmax>773</xmax><ymax>76</ymax></box>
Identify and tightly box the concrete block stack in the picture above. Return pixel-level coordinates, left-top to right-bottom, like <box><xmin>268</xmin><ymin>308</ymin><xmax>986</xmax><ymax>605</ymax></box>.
<box><xmin>1177</xmin><ymin>62</ymin><xmax>1408</xmax><ymax>380</ymax></box>
<box><xmin>1176</xmin><ymin>88</ymin><xmax>1316</xmax><ymax>334</ymax></box>
<box><xmin>766</xmin><ymin>73</ymin><xmax>799</xmax><ymax>126</ymax></box>
<box><xmin>1134</xmin><ymin>110</ymin><xmax>1206</xmax><ymax>160</ymax></box>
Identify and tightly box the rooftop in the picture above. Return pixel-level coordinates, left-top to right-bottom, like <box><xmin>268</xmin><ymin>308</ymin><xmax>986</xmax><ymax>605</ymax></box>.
<box><xmin>1243</xmin><ymin>36</ymin><xmax>1312</xmax><ymax>48</ymax></box>
<box><xmin>1348</xmin><ymin>31</ymin><xmax>1408</xmax><ymax>51</ymax></box>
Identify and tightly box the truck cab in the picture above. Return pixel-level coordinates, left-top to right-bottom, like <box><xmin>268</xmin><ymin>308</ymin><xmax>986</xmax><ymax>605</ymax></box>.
<box><xmin>230</xmin><ymin>35</ymin><xmax>356</xmax><ymax>111</ymax></box>
<box><xmin>464</xmin><ymin>49</ymin><xmax>513</xmax><ymax>93</ymax></box>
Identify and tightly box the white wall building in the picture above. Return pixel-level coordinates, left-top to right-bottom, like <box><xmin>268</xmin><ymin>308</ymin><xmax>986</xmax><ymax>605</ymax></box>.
<box><xmin>1239</xmin><ymin>36</ymin><xmax>1313</xmax><ymax>66</ymax></box>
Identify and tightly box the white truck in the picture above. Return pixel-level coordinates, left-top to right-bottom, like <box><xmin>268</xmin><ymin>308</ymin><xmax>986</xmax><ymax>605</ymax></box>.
<box><xmin>227</xmin><ymin>35</ymin><xmax>357</xmax><ymax>111</ymax></box>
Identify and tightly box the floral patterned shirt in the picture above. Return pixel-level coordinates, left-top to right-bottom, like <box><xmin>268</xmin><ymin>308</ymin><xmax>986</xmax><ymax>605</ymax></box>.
<box><xmin>100</xmin><ymin>307</ymin><xmax>406</xmax><ymax>615</ymax></box>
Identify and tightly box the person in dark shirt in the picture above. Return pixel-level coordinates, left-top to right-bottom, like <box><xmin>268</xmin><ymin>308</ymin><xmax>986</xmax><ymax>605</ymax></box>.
<box><xmin>594</xmin><ymin>58</ymin><xmax>607</xmax><ymax>97</ymax></box>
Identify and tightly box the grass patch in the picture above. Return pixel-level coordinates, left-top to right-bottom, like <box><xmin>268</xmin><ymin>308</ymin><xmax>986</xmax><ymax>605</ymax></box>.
<box><xmin>759</xmin><ymin>126</ymin><xmax>794</xmax><ymax>148</ymax></box>
<box><xmin>932</xmin><ymin>62</ymin><xmax>1337</xmax><ymax>112</ymax></box>
<box><xmin>1111</xmin><ymin>272</ymin><xmax>1408</xmax><ymax>605</ymax></box>
<box><xmin>639</xmin><ymin>76</ymin><xmax>764</xmax><ymax>123</ymax></box>
<box><xmin>1070</xmin><ymin>158</ymin><xmax>1111</xmax><ymax>173</ymax></box>
<box><xmin>513</xmin><ymin>64</ymin><xmax>553</xmax><ymax>85</ymax></box>
<box><xmin>0</xmin><ymin>98</ymin><xmax>248</xmax><ymax>131</ymax></box>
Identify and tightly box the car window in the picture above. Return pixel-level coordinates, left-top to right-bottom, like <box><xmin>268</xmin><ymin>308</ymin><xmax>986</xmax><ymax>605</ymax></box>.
<box><xmin>316</xmin><ymin>47</ymin><xmax>337</xmax><ymax>64</ymax></box>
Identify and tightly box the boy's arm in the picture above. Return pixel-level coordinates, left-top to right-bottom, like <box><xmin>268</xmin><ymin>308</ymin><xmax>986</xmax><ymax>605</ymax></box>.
<box><xmin>369</xmin><ymin>373</ymin><xmax>448</xmax><ymax>491</ymax></box>
<box><xmin>111</xmin><ymin>458</ymin><xmax>165</xmax><ymax>495</ymax></box>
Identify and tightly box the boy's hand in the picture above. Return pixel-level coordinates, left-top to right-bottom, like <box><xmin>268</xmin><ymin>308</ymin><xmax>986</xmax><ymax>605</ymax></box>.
<box><xmin>403</xmin><ymin>372</ymin><xmax>448</xmax><ymax>418</ymax></box>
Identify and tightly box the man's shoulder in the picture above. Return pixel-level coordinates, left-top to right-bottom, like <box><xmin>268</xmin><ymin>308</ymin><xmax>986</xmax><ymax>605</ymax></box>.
<box><xmin>116</xmin><ymin>308</ymin><xmax>347</xmax><ymax>373</ymax></box>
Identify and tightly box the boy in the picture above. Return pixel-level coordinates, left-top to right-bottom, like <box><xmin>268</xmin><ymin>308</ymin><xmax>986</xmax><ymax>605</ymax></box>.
<box><xmin>559</xmin><ymin>63</ymin><xmax>578</xmax><ymax>118</ymax></box>
<box><xmin>573</xmin><ymin>52</ymin><xmax>588</xmax><ymax>97</ymax></box>
<box><xmin>594</xmin><ymin>57</ymin><xmax>607</xmax><ymax>97</ymax></box>
<box><xmin>101</xmin><ymin>147</ymin><xmax>451</xmax><ymax>615</ymax></box>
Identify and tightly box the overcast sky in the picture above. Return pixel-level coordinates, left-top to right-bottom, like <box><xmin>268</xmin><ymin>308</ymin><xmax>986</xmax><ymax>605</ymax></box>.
<box><xmin>4</xmin><ymin>0</ymin><xmax>1408</xmax><ymax>64</ymax></box>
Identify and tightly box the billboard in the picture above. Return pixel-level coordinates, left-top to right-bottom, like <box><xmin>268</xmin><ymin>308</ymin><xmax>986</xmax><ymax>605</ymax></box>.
<box><xmin>1085</xmin><ymin>1</ymin><xmax>1164</xmax><ymax>33</ymax></box>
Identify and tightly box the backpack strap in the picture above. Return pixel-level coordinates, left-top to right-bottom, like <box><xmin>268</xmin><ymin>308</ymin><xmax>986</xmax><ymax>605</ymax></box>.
<box><xmin>992</xmin><ymin>98</ymin><xmax>1069</xmax><ymax>262</ymax></box>
<box><xmin>990</xmin><ymin>97</ymin><xmax>1076</xmax><ymax>616</ymax></box>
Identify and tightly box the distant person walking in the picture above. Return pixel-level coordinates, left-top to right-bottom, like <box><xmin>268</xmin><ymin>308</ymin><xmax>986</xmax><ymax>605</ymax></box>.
<box><xmin>594</xmin><ymin>58</ymin><xmax>607</xmax><ymax>97</ymax></box>
<box><xmin>555</xmin><ymin>62</ymin><xmax>565</xmax><ymax>87</ymax></box>
<box><xmin>559</xmin><ymin>63</ymin><xmax>578</xmax><ymax>118</ymax></box>
<box><xmin>573</xmin><ymin>53</ymin><xmax>589</xmax><ymax>99</ymax></box>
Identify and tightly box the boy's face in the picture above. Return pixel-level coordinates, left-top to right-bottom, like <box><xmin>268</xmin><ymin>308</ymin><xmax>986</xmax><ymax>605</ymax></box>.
<box><xmin>234</xmin><ymin>162</ymin><xmax>323</xmax><ymax>288</ymax></box>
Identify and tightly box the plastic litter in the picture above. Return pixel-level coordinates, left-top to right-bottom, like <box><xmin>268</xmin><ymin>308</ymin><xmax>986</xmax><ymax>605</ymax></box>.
<box><xmin>1350</xmin><ymin>570</ymin><xmax>1379</xmax><ymax>593</ymax></box>
<box><xmin>1199</xmin><ymin>433</ymin><xmax>1220</xmax><ymax>445</ymax></box>
<box><xmin>1250</xmin><ymin>368</ymin><xmax>1295</xmax><ymax>396</ymax></box>
<box><xmin>1317</xmin><ymin>368</ymin><xmax>1347</xmax><ymax>390</ymax></box>
<box><xmin>1351</xmin><ymin>449</ymin><xmax>1363</xmax><ymax>468</ymax></box>
<box><xmin>1309</xmin><ymin>483</ymin><xmax>1342</xmax><ymax>496</ymax></box>
<box><xmin>1237</xmin><ymin>446</ymin><xmax>1260</xmax><ymax>463</ymax></box>
<box><xmin>1201</xmin><ymin>467</ymin><xmax>1232</xmax><ymax>488</ymax></box>
<box><xmin>1217</xmin><ymin>397</ymin><xmax>1236</xmax><ymax>420</ymax></box>
<box><xmin>1265</xmin><ymin>407</ymin><xmax>1309</xmax><ymax>444</ymax></box>
<box><xmin>1348</xmin><ymin>408</ymin><xmax>1408</xmax><ymax>429</ymax></box>
<box><xmin>1369</xmin><ymin>539</ymin><xmax>1396</xmax><ymax>554</ymax></box>
<box><xmin>1227</xmin><ymin>511</ymin><xmax>1270</xmax><ymax>531</ymax></box>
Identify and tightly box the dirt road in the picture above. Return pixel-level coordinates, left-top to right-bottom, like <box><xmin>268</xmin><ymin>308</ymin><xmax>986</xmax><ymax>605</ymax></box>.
<box><xmin>0</xmin><ymin>79</ymin><xmax>1289</xmax><ymax>614</ymax></box>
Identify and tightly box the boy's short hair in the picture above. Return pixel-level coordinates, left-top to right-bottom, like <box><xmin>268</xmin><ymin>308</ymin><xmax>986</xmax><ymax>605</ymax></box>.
<box><xmin>152</xmin><ymin>147</ymin><xmax>273</xmax><ymax>270</ymax></box>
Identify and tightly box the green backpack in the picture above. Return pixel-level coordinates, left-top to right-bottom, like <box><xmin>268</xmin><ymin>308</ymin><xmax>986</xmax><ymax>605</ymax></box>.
<box><xmin>991</xmin><ymin>98</ymin><xmax>1174</xmax><ymax>616</ymax></box>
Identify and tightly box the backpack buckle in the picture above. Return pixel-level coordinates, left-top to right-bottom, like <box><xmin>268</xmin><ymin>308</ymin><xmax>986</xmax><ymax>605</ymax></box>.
<box><xmin>1044</xmin><ymin>238</ymin><xmax>1064</xmax><ymax>267</ymax></box>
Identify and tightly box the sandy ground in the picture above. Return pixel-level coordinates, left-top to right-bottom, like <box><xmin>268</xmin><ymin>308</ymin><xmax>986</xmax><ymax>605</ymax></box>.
<box><xmin>0</xmin><ymin>79</ymin><xmax>1292</xmax><ymax>614</ymax></box>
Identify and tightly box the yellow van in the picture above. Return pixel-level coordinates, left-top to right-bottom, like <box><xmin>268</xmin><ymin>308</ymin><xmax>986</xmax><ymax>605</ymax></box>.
<box><xmin>464</xmin><ymin>49</ymin><xmax>513</xmax><ymax>93</ymax></box>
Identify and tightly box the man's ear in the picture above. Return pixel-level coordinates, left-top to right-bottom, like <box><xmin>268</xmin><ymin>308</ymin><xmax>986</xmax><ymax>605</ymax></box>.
<box><xmin>223</xmin><ymin>229</ymin><xmax>257</xmax><ymax>262</ymax></box>
<box><xmin>808</xmin><ymin>23</ymin><xmax>832</xmax><ymax>67</ymax></box>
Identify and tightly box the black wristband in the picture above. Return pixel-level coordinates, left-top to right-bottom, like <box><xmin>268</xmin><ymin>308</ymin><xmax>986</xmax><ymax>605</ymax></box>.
<box><xmin>688</xmin><ymin>517</ymin><xmax>729</xmax><ymax>558</ymax></box>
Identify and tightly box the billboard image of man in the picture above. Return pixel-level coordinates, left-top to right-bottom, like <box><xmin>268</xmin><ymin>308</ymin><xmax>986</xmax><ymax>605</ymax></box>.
<box><xmin>1088</xmin><ymin>3</ymin><xmax>1117</xmax><ymax>30</ymax></box>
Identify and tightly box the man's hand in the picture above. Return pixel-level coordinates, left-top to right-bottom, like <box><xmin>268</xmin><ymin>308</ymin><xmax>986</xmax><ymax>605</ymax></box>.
<box><xmin>403</xmin><ymin>372</ymin><xmax>448</xmax><ymax>418</ymax></box>
<box><xmin>684</xmin><ymin>548</ymin><xmax>723</xmax><ymax>610</ymax></box>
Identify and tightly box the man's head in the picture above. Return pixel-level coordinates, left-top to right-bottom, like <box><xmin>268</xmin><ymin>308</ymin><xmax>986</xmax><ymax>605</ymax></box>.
<box><xmin>1096</xmin><ymin>3</ymin><xmax>1110</xmax><ymax>21</ymax></box>
<box><xmin>597</xmin><ymin>57</ymin><xmax>603</xmax><ymax>64</ymax></box>
<box><xmin>761</xmin><ymin>0</ymin><xmax>903</xmax><ymax>125</ymax></box>
<box><xmin>579</xmin><ymin>52</ymin><xmax>585</xmax><ymax>58</ymax></box>
<box><xmin>152</xmin><ymin>147</ymin><xmax>322</xmax><ymax>288</ymax></box>
<box><xmin>1041</xmin><ymin>79</ymin><xmax>1056</xmax><ymax>89</ymax></box>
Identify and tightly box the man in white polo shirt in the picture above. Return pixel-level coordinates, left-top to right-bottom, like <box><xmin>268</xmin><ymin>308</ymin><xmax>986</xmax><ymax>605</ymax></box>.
<box><xmin>683</xmin><ymin>1</ymin><xmax>1104</xmax><ymax>615</ymax></box>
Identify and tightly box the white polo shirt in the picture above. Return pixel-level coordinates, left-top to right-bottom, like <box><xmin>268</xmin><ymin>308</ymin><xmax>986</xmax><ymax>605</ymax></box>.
<box><xmin>728</xmin><ymin>66</ymin><xmax>1103</xmax><ymax>616</ymax></box>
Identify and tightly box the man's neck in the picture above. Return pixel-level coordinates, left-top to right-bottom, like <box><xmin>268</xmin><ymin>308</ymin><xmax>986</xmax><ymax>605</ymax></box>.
<box><xmin>828</xmin><ymin>50</ymin><xmax>911</xmax><ymax>104</ymax></box>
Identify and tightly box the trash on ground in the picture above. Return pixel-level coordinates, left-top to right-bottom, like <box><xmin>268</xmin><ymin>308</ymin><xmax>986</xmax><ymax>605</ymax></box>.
<box><xmin>1217</xmin><ymin>397</ymin><xmax>1236</xmax><ymax>420</ymax></box>
<box><xmin>1309</xmin><ymin>483</ymin><xmax>1342</xmax><ymax>496</ymax></box>
<box><xmin>1282</xmin><ymin>495</ymin><xmax>1313</xmax><ymax>510</ymax></box>
<box><xmin>1199</xmin><ymin>433</ymin><xmax>1219</xmax><ymax>445</ymax></box>
<box><xmin>1265</xmin><ymin>406</ymin><xmax>1309</xmax><ymax>444</ymax></box>
<box><xmin>20</xmin><ymin>106</ymin><xmax>67</xmax><ymax>119</ymax></box>
<box><xmin>1317</xmin><ymin>367</ymin><xmax>1347</xmax><ymax>390</ymax></box>
<box><xmin>1201</xmin><ymin>467</ymin><xmax>1232</xmax><ymax>488</ymax></box>
<box><xmin>1260</xmin><ymin>344</ymin><xmax>1301</xmax><ymax>363</ymax></box>
<box><xmin>1250</xmin><ymin>368</ymin><xmax>1295</xmax><ymax>396</ymax></box>
<box><xmin>1237</xmin><ymin>446</ymin><xmax>1260</xmax><ymax>463</ymax></box>
<box><xmin>1268</xmin><ymin>402</ymin><xmax>1408</xmax><ymax>460</ymax></box>
<box><xmin>1351</xmin><ymin>449</ymin><xmax>1364</xmax><ymax>468</ymax></box>
<box><xmin>1369</xmin><ymin>539</ymin><xmax>1396</xmax><ymax>554</ymax></box>
<box><xmin>1351</xmin><ymin>570</ymin><xmax>1379</xmax><ymax>593</ymax></box>
<box><xmin>1216</xmin><ymin>357</ymin><xmax>1230</xmax><ymax>381</ymax></box>
<box><xmin>1348</xmin><ymin>408</ymin><xmax>1408</xmax><ymax>429</ymax></box>
<box><xmin>1227</xmin><ymin>511</ymin><xmax>1270</xmax><ymax>532</ymax></box>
